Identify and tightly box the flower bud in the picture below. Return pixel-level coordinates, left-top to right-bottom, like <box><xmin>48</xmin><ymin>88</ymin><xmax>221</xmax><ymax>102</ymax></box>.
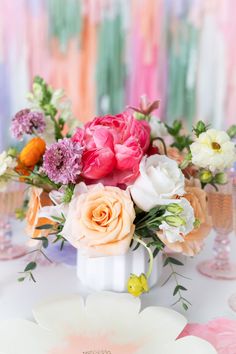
<box><xmin>43</xmin><ymin>104</ymin><xmax>57</xmax><ymax>117</ymax></box>
<box><xmin>193</xmin><ymin>218</ymin><xmax>201</xmax><ymax>229</ymax></box>
<box><xmin>172</xmin><ymin>120</ymin><xmax>182</xmax><ymax>135</ymax></box>
<box><xmin>227</xmin><ymin>125</ymin><xmax>236</xmax><ymax>139</ymax></box>
<box><xmin>214</xmin><ymin>172</ymin><xmax>228</xmax><ymax>185</ymax></box>
<box><xmin>32</xmin><ymin>82</ymin><xmax>43</xmax><ymax>100</ymax></box>
<box><xmin>199</xmin><ymin>169</ymin><xmax>213</xmax><ymax>184</ymax></box>
<box><xmin>164</xmin><ymin>215</ymin><xmax>186</xmax><ymax>227</ymax></box>
<box><xmin>7</xmin><ymin>147</ymin><xmax>18</xmax><ymax>158</ymax></box>
<box><xmin>193</xmin><ymin>121</ymin><xmax>207</xmax><ymax>137</ymax></box>
<box><xmin>166</xmin><ymin>203</ymin><xmax>183</xmax><ymax>215</ymax></box>
<box><xmin>134</xmin><ymin>112</ymin><xmax>146</xmax><ymax>121</ymax></box>
<box><xmin>127</xmin><ymin>273</ymin><xmax>149</xmax><ymax>297</ymax></box>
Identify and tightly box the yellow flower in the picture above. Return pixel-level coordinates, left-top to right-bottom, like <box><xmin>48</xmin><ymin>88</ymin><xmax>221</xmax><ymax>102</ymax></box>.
<box><xmin>127</xmin><ymin>274</ymin><xmax>149</xmax><ymax>297</ymax></box>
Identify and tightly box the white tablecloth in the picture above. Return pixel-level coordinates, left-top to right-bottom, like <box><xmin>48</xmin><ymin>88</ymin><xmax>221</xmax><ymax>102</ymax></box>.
<box><xmin>0</xmin><ymin>220</ymin><xmax>236</xmax><ymax>323</ymax></box>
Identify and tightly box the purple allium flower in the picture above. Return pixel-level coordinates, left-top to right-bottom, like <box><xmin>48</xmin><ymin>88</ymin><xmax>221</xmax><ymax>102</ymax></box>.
<box><xmin>11</xmin><ymin>109</ymin><xmax>46</xmax><ymax>140</ymax></box>
<box><xmin>43</xmin><ymin>138</ymin><xmax>83</xmax><ymax>184</ymax></box>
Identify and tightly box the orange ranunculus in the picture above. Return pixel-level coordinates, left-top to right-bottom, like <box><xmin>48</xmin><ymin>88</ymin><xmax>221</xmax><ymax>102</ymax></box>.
<box><xmin>15</xmin><ymin>161</ymin><xmax>33</xmax><ymax>180</ymax></box>
<box><xmin>26</xmin><ymin>187</ymin><xmax>54</xmax><ymax>238</ymax></box>
<box><xmin>158</xmin><ymin>180</ymin><xmax>212</xmax><ymax>256</ymax></box>
<box><xmin>19</xmin><ymin>137</ymin><xmax>46</xmax><ymax>168</ymax></box>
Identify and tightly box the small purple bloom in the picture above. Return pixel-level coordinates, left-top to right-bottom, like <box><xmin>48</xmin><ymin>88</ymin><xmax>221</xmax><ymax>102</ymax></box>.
<box><xmin>11</xmin><ymin>109</ymin><xmax>46</xmax><ymax>140</ymax></box>
<box><xmin>43</xmin><ymin>138</ymin><xmax>83</xmax><ymax>184</ymax></box>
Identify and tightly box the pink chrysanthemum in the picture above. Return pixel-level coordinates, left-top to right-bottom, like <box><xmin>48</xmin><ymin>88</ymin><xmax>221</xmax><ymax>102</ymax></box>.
<box><xmin>43</xmin><ymin>138</ymin><xmax>83</xmax><ymax>184</ymax></box>
<box><xmin>11</xmin><ymin>109</ymin><xmax>46</xmax><ymax>140</ymax></box>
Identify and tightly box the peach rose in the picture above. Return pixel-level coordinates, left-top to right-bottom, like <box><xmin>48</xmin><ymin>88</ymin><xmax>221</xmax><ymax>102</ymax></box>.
<box><xmin>167</xmin><ymin>147</ymin><xmax>198</xmax><ymax>178</ymax></box>
<box><xmin>26</xmin><ymin>187</ymin><xmax>54</xmax><ymax>238</ymax></box>
<box><xmin>167</xmin><ymin>147</ymin><xmax>184</xmax><ymax>165</ymax></box>
<box><xmin>61</xmin><ymin>183</ymin><xmax>135</xmax><ymax>257</ymax></box>
<box><xmin>158</xmin><ymin>181</ymin><xmax>212</xmax><ymax>256</ymax></box>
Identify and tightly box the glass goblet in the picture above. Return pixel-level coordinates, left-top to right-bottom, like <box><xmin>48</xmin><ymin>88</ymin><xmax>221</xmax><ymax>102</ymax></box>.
<box><xmin>0</xmin><ymin>182</ymin><xmax>27</xmax><ymax>260</ymax></box>
<box><xmin>197</xmin><ymin>178</ymin><xmax>236</xmax><ymax>279</ymax></box>
<box><xmin>228</xmin><ymin>163</ymin><xmax>236</xmax><ymax>311</ymax></box>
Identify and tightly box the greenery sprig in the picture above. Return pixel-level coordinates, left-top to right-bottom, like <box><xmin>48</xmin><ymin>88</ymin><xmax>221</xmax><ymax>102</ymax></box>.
<box><xmin>18</xmin><ymin>214</ymin><xmax>67</xmax><ymax>283</ymax></box>
<box><xmin>165</xmin><ymin>120</ymin><xmax>193</xmax><ymax>152</ymax></box>
<box><xmin>18</xmin><ymin>236</ymin><xmax>51</xmax><ymax>283</ymax></box>
<box><xmin>163</xmin><ymin>254</ymin><xmax>191</xmax><ymax>311</ymax></box>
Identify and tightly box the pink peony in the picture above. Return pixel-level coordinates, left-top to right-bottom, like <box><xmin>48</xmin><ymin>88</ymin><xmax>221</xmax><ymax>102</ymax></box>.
<box><xmin>82</xmin><ymin>147</ymin><xmax>116</xmax><ymax>180</ymax></box>
<box><xmin>72</xmin><ymin>112</ymin><xmax>151</xmax><ymax>185</ymax></box>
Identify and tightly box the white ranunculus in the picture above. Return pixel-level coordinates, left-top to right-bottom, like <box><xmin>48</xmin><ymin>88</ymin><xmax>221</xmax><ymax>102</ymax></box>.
<box><xmin>130</xmin><ymin>154</ymin><xmax>185</xmax><ymax>211</ymax></box>
<box><xmin>149</xmin><ymin>115</ymin><xmax>168</xmax><ymax>138</ymax></box>
<box><xmin>190</xmin><ymin>129</ymin><xmax>236</xmax><ymax>172</ymax></box>
<box><xmin>159</xmin><ymin>198</ymin><xmax>195</xmax><ymax>243</ymax></box>
<box><xmin>0</xmin><ymin>151</ymin><xmax>17</xmax><ymax>176</ymax></box>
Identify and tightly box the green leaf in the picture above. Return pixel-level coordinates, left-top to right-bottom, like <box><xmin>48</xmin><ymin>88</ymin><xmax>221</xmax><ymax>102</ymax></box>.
<box><xmin>132</xmin><ymin>242</ymin><xmax>140</xmax><ymax>252</ymax></box>
<box><xmin>130</xmin><ymin>239</ymin><xmax>134</xmax><ymax>248</ymax></box>
<box><xmin>182</xmin><ymin>303</ymin><xmax>189</xmax><ymax>311</ymax></box>
<box><xmin>60</xmin><ymin>239</ymin><xmax>65</xmax><ymax>251</ymax></box>
<box><xmin>178</xmin><ymin>285</ymin><xmax>187</xmax><ymax>291</ymax></box>
<box><xmin>163</xmin><ymin>257</ymin><xmax>184</xmax><ymax>267</ymax></box>
<box><xmin>153</xmin><ymin>247</ymin><xmax>160</xmax><ymax>258</ymax></box>
<box><xmin>173</xmin><ymin>285</ymin><xmax>187</xmax><ymax>296</ymax></box>
<box><xmin>29</xmin><ymin>272</ymin><xmax>36</xmax><ymax>283</ymax></box>
<box><xmin>35</xmin><ymin>224</ymin><xmax>53</xmax><ymax>230</ymax></box>
<box><xmin>18</xmin><ymin>277</ymin><xmax>25</xmax><ymax>282</ymax></box>
<box><xmin>24</xmin><ymin>261</ymin><xmax>37</xmax><ymax>272</ymax></box>
<box><xmin>173</xmin><ymin>285</ymin><xmax>179</xmax><ymax>296</ymax></box>
<box><xmin>34</xmin><ymin>236</ymin><xmax>49</xmax><ymax>248</ymax></box>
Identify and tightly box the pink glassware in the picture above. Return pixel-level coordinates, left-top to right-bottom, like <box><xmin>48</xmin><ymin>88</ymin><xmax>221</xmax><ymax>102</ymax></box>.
<box><xmin>228</xmin><ymin>164</ymin><xmax>236</xmax><ymax>311</ymax></box>
<box><xmin>197</xmin><ymin>177</ymin><xmax>236</xmax><ymax>279</ymax></box>
<box><xmin>0</xmin><ymin>182</ymin><xmax>27</xmax><ymax>260</ymax></box>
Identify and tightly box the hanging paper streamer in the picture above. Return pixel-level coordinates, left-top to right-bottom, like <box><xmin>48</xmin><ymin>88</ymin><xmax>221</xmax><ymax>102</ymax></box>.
<box><xmin>0</xmin><ymin>0</ymin><xmax>236</xmax><ymax>149</ymax></box>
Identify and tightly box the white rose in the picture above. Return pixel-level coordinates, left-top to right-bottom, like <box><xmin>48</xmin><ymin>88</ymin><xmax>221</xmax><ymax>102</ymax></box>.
<box><xmin>159</xmin><ymin>198</ymin><xmax>195</xmax><ymax>243</ymax></box>
<box><xmin>190</xmin><ymin>129</ymin><xmax>236</xmax><ymax>172</ymax></box>
<box><xmin>130</xmin><ymin>154</ymin><xmax>185</xmax><ymax>211</ymax></box>
<box><xmin>150</xmin><ymin>115</ymin><xmax>168</xmax><ymax>138</ymax></box>
<box><xmin>0</xmin><ymin>151</ymin><xmax>17</xmax><ymax>176</ymax></box>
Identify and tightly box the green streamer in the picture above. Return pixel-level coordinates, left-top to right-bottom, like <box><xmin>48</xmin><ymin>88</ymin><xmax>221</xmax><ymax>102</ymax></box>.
<box><xmin>96</xmin><ymin>11</ymin><xmax>125</xmax><ymax>115</ymax></box>
<box><xmin>166</xmin><ymin>14</ymin><xmax>199</xmax><ymax>129</ymax></box>
<box><xmin>47</xmin><ymin>0</ymin><xmax>81</xmax><ymax>52</ymax></box>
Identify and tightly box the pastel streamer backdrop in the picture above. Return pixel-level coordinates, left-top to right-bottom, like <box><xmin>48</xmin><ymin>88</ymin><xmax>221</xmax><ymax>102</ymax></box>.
<box><xmin>0</xmin><ymin>0</ymin><xmax>236</xmax><ymax>149</ymax></box>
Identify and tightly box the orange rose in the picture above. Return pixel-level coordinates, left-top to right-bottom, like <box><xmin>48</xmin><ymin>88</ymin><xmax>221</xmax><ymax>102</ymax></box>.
<box><xmin>26</xmin><ymin>187</ymin><xmax>54</xmax><ymax>238</ymax></box>
<box><xmin>19</xmin><ymin>137</ymin><xmax>46</xmax><ymax>168</ymax></box>
<box><xmin>158</xmin><ymin>181</ymin><xmax>212</xmax><ymax>256</ymax></box>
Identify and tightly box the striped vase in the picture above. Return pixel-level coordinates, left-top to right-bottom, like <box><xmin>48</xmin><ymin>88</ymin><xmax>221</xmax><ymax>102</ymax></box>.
<box><xmin>77</xmin><ymin>247</ymin><xmax>161</xmax><ymax>292</ymax></box>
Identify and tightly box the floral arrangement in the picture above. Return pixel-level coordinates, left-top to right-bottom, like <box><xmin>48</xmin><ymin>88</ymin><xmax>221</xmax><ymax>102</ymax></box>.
<box><xmin>1</xmin><ymin>77</ymin><xmax>235</xmax><ymax>310</ymax></box>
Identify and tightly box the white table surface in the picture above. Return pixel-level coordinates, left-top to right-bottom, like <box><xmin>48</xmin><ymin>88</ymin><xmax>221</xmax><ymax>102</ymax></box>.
<box><xmin>1</xmin><ymin>220</ymin><xmax>236</xmax><ymax>324</ymax></box>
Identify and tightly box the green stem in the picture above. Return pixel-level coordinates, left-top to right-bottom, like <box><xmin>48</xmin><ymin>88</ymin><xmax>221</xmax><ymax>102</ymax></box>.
<box><xmin>135</xmin><ymin>216</ymin><xmax>163</xmax><ymax>231</ymax></box>
<box><xmin>50</xmin><ymin>115</ymin><xmax>63</xmax><ymax>140</ymax></box>
<box><xmin>134</xmin><ymin>234</ymin><xmax>153</xmax><ymax>279</ymax></box>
